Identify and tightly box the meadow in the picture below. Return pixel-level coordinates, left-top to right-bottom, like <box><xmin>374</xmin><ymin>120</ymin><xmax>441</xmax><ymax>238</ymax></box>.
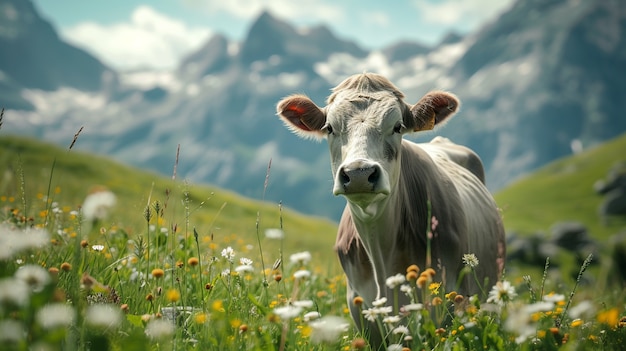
<box><xmin>0</xmin><ymin>127</ymin><xmax>625</xmax><ymax>350</ymax></box>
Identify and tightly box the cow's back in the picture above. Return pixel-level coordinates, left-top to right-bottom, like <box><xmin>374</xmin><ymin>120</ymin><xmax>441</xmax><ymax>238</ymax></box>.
<box><xmin>418</xmin><ymin>138</ymin><xmax>505</xmax><ymax>291</ymax></box>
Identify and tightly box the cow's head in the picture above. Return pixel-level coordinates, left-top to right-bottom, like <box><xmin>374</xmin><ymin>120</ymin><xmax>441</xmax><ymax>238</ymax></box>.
<box><xmin>277</xmin><ymin>73</ymin><xmax>459</xmax><ymax>214</ymax></box>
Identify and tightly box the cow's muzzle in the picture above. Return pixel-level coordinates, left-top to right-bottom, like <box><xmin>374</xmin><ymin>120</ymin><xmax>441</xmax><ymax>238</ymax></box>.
<box><xmin>334</xmin><ymin>160</ymin><xmax>385</xmax><ymax>195</ymax></box>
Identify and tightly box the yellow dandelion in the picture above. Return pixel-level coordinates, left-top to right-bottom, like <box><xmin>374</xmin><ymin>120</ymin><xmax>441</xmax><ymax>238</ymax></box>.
<box><xmin>597</xmin><ymin>308</ymin><xmax>619</xmax><ymax>328</ymax></box>
<box><xmin>166</xmin><ymin>289</ymin><xmax>180</xmax><ymax>303</ymax></box>
<box><xmin>570</xmin><ymin>319</ymin><xmax>583</xmax><ymax>327</ymax></box>
<box><xmin>212</xmin><ymin>300</ymin><xmax>225</xmax><ymax>313</ymax></box>
<box><xmin>429</xmin><ymin>282</ymin><xmax>441</xmax><ymax>295</ymax></box>
<box><xmin>195</xmin><ymin>313</ymin><xmax>207</xmax><ymax>324</ymax></box>
<box><xmin>230</xmin><ymin>319</ymin><xmax>242</xmax><ymax>329</ymax></box>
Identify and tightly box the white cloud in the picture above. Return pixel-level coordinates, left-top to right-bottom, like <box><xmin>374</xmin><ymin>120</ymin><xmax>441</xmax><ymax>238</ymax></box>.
<box><xmin>191</xmin><ymin>0</ymin><xmax>344</xmax><ymax>23</ymax></box>
<box><xmin>413</xmin><ymin>0</ymin><xmax>514</xmax><ymax>29</ymax></box>
<box><xmin>61</xmin><ymin>6</ymin><xmax>212</xmax><ymax>70</ymax></box>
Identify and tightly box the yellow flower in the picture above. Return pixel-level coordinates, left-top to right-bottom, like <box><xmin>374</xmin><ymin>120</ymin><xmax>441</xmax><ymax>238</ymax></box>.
<box><xmin>166</xmin><ymin>289</ymin><xmax>180</xmax><ymax>303</ymax></box>
<box><xmin>429</xmin><ymin>282</ymin><xmax>441</xmax><ymax>295</ymax></box>
<box><xmin>195</xmin><ymin>313</ymin><xmax>207</xmax><ymax>324</ymax></box>
<box><xmin>230</xmin><ymin>319</ymin><xmax>241</xmax><ymax>329</ymax></box>
<box><xmin>151</xmin><ymin>268</ymin><xmax>165</xmax><ymax>279</ymax></box>
<box><xmin>597</xmin><ymin>308</ymin><xmax>619</xmax><ymax>328</ymax></box>
<box><xmin>212</xmin><ymin>300</ymin><xmax>225</xmax><ymax>313</ymax></box>
<box><xmin>570</xmin><ymin>319</ymin><xmax>583</xmax><ymax>327</ymax></box>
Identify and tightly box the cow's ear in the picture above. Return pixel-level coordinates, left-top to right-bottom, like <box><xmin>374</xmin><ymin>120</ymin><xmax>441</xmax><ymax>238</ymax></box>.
<box><xmin>407</xmin><ymin>91</ymin><xmax>460</xmax><ymax>132</ymax></box>
<box><xmin>277</xmin><ymin>94</ymin><xmax>327</xmax><ymax>139</ymax></box>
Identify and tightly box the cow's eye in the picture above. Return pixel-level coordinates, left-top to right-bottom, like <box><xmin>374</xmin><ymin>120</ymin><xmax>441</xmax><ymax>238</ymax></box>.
<box><xmin>324</xmin><ymin>124</ymin><xmax>334</xmax><ymax>135</ymax></box>
<box><xmin>393</xmin><ymin>123</ymin><xmax>404</xmax><ymax>134</ymax></box>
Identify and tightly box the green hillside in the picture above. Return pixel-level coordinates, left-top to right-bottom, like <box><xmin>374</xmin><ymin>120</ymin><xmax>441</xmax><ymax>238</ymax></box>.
<box><xmin>0</xmin><ymin>135</ymin><xmax>340</xmax><ymax>271</ymax></box>
<box><xmin>495</xmin><ymin>132</ymin><xmax>626</xmax><ymax>240</ymax></box>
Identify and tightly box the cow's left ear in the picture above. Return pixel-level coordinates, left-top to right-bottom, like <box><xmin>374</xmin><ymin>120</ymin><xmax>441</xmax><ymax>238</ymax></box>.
<box><xmin>407</xmin><ymin>91</ymin><xmax>460</xmax><ymax>132</ymax></box>
<box><xmin>277</xmin><ymin>94</ymin><xmax>327</xmax><ymax>140</ymax></box>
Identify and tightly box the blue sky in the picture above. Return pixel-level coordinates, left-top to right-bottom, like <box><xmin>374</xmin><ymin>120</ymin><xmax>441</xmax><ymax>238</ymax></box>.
<box><xmin>33</xmin><ymin>0</ymin><xmax>514</xmax><ymax>70</ymax></box>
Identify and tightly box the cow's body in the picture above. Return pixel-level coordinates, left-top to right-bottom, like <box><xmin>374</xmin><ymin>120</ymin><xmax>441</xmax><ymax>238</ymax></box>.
<box><xmin>277</xmin><ymin>73</ymin><xmax>505</xmax><ymax>348</ymax></box>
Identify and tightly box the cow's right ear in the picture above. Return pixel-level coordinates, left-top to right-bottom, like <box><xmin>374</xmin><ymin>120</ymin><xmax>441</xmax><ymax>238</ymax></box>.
<box><xmin>277</xmin><ymin>94</ymin><xmax>327</xmax><ymax>140</ymax></box>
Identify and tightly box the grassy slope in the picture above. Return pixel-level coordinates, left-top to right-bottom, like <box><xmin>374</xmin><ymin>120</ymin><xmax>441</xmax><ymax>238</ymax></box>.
<box><xmin>495</xmin><ymin>132</ymin><xmax>626</xmax><ymax>240</ymax></box>
<box><xmin>0</xmin><ymin>135</ymin><xmax>340</xmax><ymax>270</ymax></box>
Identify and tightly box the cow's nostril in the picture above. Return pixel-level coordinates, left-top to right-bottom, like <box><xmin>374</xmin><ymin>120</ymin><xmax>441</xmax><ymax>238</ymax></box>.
<box><xmin>368</xmin><ymin>166</ymin><xmax>380</xmax><ymax>185</ymax></box>
<box><xmin>339</xmin><ymin>168</ymin><xmax>350</xmax><ymax>186</ymax></box>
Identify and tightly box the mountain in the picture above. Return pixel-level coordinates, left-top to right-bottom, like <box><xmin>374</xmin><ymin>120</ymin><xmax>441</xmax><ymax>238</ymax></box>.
<box><xmin>438</xmin><ymin>0</ymin><xmax>626</xmax><ymax>188</ymax></box>
<box><xmin>2</xmin><ymin>0</ymin><xmax>626</xmax><ymax>221</ymax></box>
<box><xmin>0</xmin><ymin>0</ymin><xmax>117</xmax><ymax>110</ymax></box>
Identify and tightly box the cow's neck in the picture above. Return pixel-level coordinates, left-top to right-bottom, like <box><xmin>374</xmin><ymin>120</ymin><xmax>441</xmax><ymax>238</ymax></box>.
<box><xmin>346</xmin><ymin>183</ymin><xmax>421</xmax><ymax>300</ymax></box>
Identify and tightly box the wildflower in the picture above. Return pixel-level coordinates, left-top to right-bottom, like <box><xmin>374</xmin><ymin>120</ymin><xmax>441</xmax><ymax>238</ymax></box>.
<box><xmin>402</xmin><ymin>303</ymin><xmax>424</xmax><ymax>312</ymax></box>
<box><xmin>221</xmin><ymin>246</ymin><xmax>235</xmax><ymax>262</ymax></box>
<box><xmin>0</xmin><ymin>224</ymin><xmax>49</xmax><ymax>260</ymax></box>
<box><xmin>187</xmin><ymin>257</ymin><xmax>199</xmax><ymax>266</ymax></box>
<box><xmin>543</xmin><ymin>293</ymin><xmax>565</xmax><ymax>303</ymax></box>
<box><xmin>289</xmin><ymin>251</ymin><xmax>312</xmax><ymax>265</ymax></box>
<box><xmin>81</xmin><ymin>240</ymin><xmax>89</xmax><ymax>248</ymax></box>
<box><xmin>352</xmin><ymin>338</ymin><xmax>367</xmax><ymax>349</ymax></box>
<box><xmin>120</xmin><ymin>304</ymin><xmax>129</xmax><ymax>313</ymax></box>
<box><xmin>293</xmin><ymin>269</ymin><xmax>311</xmax><ymax>279</ymax></box>
<box><xmin>432</xmin><ymin>297</ymin><xmax>443</xmax><ymax>306</ymax></box>
<box><xmin>372</xmin><ymin>297</ymin><xmax>388</xmax><ymax>307</ymax></box>
<box><xmin>387</xmin><ymin>344</ymin><xmax>404</xmax><ymax>351</ymax></box>
<box><xmin>486</xmin><ymin>280</ymin><xmax>517</xmax><ymax>305</ymax></box>
<box><xmin>569</xmin><ymin>300</ymin><xmax>594</xmax><ymax>319</ymax></box>
<box><xmin>386</xmin><ymin>273</ymin><xmax>406</xmax><ymax>289</ymax></box>
<box><xmin>60</xmin><ymin>262</ymin><xmax>72</xmax><ymax>272</ymax></box>
<box><xmin>212</xmin><ymin>300</ymin><xmax>225</xmax><ymax>313</ymax></box>
<box><xmin>0</xmin><ymin>320</ymin><xmax>25</xmax><ymax>343</ymax></box>
<box><xmin>15</xmin><ymin>264</ymin><xmax>50</xmax><ymax>292</ymax></box>
<box><xmin>92</xmin><ymin>244</ymin><xmax>105</xmax><ymax>252</ymax></box>
<box><xmin>462</xmin><ymin>253</ymin><xmax>479</xmax><ymax>268</ymax></box>
<box><xmin>406</xmin><ymin>270</ymin><xmax>418</xmax><ymax>281</ymax></box>
<box><xmin>304</xmin><ymin>311</ymin><xmax>321</xmax><ymax>322</ymax></box>
<box><xmin>0</xmin><ymin>278</ymin><xmax>30</xmax><ymax>306</ymax></box>
<box><xmin>85</xmin><ymin>304</ymin><xmax>123</xmax><ymax>330</ymax></box>
<box><xmin>145</xmin><ymin>319</ymin><xmax>175</xmax><ymax>340</ymax></box>
<box><xmin>406</xmin><ymin>264</ymin><xmax>420</xmax><ymax>274</ymax></box>
<box><xmin>239</xmin><ymin>324</ymin><xmax>249</xmax><ymax>333</ymax></box>
<box><xmin>240</xmin><ymin>257</ymin><xmax>253</xmax><ymax>266</ymax></box>
<box><xmin>265</xmin><ymin>228</ymin><xmax>285</xmax><ymax>239</ymax></box>
<box><xmin>166</xmin><ymin>289</ymin><xmax>180</xmax><ymax>303</ymax></box>
<box><xmin>597</xmin><ymin>308</ymin><xmax>619</xmax><ymax>328</ymax></box>
<box><xmin>429</xmin><ymin>282</ymin><xmax>441</xmax><ymax>295</ymax></box>
<box><xmin>274</xmin><ymin>305</ymin><xmax>303</xmax><ymax>320</ymax></box>
<box><xmin>353</xmin><ymin>296</ymin><xmax>364</xmax><ymax>307</ymax></box>
<box><xmin>309</xmin><ymin>316</ymin><xmax>349</xmax><ymax>344</ymax></box>
<box><xmin>82</xmin><ymin>188</ymin><xmax>116</xmax><ymax>221</ymax></box>
<box><xmin>36</xmin><ymin>303</ymin><xmax>75</xmax><ymax>330</ymax></box>
<box><xmin>383</xmin><ymin>315</ymin><xmax>401</xmax><ymax>324</ymax></box>
<box><xmin>293</xmin><ymin>300</ymin><xmax>315</xmax><ymax>308</ymax></box>
<box><xmin>235</xmin><ymin>265</ymin><xmax>254</xmax><ymax>274</ymax></box>
<box><xmin>393</xmin><ymin>325</ymin><xmax>409</xmax><ymax>335</ymax></box>
<box><xmin>151</xmin><ymin>268</ymin><xmax>165</xmax><ymax>279</ymax></box>
<box><xmin>400</xmin><ymin>284</ymin><xmax>413</xmax><ymax>295</ymax></box>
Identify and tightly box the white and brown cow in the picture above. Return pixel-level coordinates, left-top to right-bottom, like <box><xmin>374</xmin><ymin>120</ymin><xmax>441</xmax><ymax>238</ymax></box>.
<box><xmin>277</xmin><ymin>73</ymin><xmax>505</xmax><ymax>346</ymax></box>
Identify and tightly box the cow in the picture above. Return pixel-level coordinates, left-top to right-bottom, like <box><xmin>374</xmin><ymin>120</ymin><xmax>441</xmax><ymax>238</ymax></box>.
<box><xmin>277</xmin><ymin>73</ymin><xmax>505</xmax><ymax>348</ymax></box>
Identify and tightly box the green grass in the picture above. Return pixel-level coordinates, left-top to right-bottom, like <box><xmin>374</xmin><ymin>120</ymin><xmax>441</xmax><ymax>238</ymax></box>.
<box><xmin>0</xmin><ymin>133</ymin><xmax>625</xmax><ymax>350</ymax></box>
<box><xmin>495</xmin><ymin>132</ymin><xmax>626</xmax><ymax>239</ymax></box>
<box><xmin>0</xmin><ymin>135</ymin><xmax>339</xmax><ymax>270</ymax></box>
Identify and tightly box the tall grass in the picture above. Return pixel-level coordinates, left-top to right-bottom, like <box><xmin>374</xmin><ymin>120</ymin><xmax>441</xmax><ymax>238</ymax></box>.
<box><xmin>0</xmin><ymin>132</ymin><xmax>624</xmax><ymax>350</ymax></box>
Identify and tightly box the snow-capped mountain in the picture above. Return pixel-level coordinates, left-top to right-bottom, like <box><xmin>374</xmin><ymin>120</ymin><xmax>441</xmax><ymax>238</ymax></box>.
<box><xmin>2</xmin><ymin>0</ymin><xmax>626</xmax><ymax>220</ymax></box>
